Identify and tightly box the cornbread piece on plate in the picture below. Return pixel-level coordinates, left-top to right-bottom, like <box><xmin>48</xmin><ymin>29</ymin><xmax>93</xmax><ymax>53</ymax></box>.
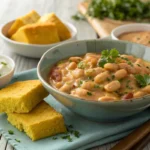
<box><xmin>11</xmin><ymin>23</ymin><xmax>60</xmax><ymax>44</ymax></box>
<box><xmin>7</xmin><ymin>101</ymin><xmax>67</xmax><ymax>141</ymax></box>
<box><xmin>38</xmin><ymin>13</ymin><xmax>71</xmax><ymax>41</ymax></box>
<box><xmin>0</xmin><ymin>80</ymin><xmax>48</xmax><ymax>113</ymax></box>
<box><xmin>8</xmin><ymin>10</ymin><xmax>40</xmax><ymax>37</ymax></box>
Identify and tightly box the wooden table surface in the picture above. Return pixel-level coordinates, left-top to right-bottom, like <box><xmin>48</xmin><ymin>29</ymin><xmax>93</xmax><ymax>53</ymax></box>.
<box><xmin>0</xmin><ymin>0</ymin><xmax>150</xmax><ymax>150</ymax></box>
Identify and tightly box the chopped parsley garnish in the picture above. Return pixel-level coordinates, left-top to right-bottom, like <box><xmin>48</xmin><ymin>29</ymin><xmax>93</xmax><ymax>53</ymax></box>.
<box><xmin>15</xmin><ymin>139</ymin><xmax>21</xmax><ymax>143</ymax></box>
<box><xmin>1</xmin><ymin>62</ymin><xmax>7</xmax><ymax>65</ymax></box>
<box><xmin>126</xmin><ymin>80</ymin><xmax>132</xmax><ymax>89</ymax></box>
<box><xmin>146</xmin><ymin>66</ymin><xmax>150</xmax><ymax>69</ymax></box>
<box><xmin>94</xmin><ymin>84</ymin><xmax>100</xmax><ymax>88</ymax></box>
<box><xmin>77</xmin><ymin>61</ymin><xmax>87</xmax><ymax>69</ymax></box>
<box><xmin>111</xmin><ymin>75</ymin><xmax>115</xmax><ymax>80</ymax></box>
<box><xmin>72</xmin><ymin>12</ymin><xmax>85</xmax><ymax>21</ymax></box>
<box><xmin>74</xmin><ymin>131</ymin><xmax>80</xmax><ymax>138</ymax></box>
<box><xmin>67</xmin><ymin>125</ymin><xmax>73</xmax><ymax>129</ymax></box>
<box><xmin>8</xmin><ymin>130</ymin><xmax>14</xmax><ymax>135</ymax></box>
<box><xmin>87</xmin><ymin>76</ymin><xmax>93</xmax><ymax>80</ymax></box>
<box><xmin>149</xmin><ymin>41</ymin><xmax>150</xmax><ymax>44</ymax></box>
<box><xmin>107</xmin><ymin>78</ymin><xmax>111</xmax><ymax>81</ymax></box>
<box><xmin>121</xmin><ymin>57</ymin><xmax>129</xmax><ymax>61</ymax></box>
<box><xmin>135</xmin><ymin>74</ymin><xmax>150</xmax><ymax>87</ymax></box>
<box><xmin>98</xmin><ymin>48</ymin><xmax>119</xmax><ymax>67</ymax></box>
<box><xmin>61</xmin><ymin>135</ymin><xmax>72</xmax><ymax>142</ymax></box>
<box><xmin>137</xmin><ymin>64</ymin><xmax>141</xmax><ymax>67</ymax></box>
<box><xmin>52</xmin><ymin>137</ymin><xmax>57</xmax><ymax>140</ymax></box>
<box><xmin>78</xmin><ymin>80</ymin><xmax>83</xmax><ymax>87</ymax></box>
<box><xmin>127</xmin><ymin>61</ymin><xmax>133</xmax><ymax>67</ymax></box>
<box><xmin>87</xmin><ymin>92</ymin><xmax>92</xmax><ymax>96</ymax></box>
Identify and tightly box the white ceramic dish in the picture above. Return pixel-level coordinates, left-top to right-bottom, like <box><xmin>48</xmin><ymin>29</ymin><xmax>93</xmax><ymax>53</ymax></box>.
<box><xmin>111</xmin><ymin>23</ymin><xmax>150</xmax><ymax>40</ymax></box>
<box><xmin>0</xmin><ymin>55</ymin><xmax>15</xmax><ymax>88</ymax></box>
<box><xmin>0</xmin><ymin>20</ymin><xmax>77</xmax><ymax>58</ymax></box>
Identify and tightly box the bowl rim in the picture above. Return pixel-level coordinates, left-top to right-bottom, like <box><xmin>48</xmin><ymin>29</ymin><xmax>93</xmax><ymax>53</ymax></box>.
<box><xmin>37</xmin><ymin>39</ymin><xmax>150</xmax><ymax>106</ymax></box>
<box><xmin>111</xmin><ymin>23</ymin><xmax>150</xmax><ymax>40</ymax></box>
<box><xmin>0</xmin><ymin>54</ymin><xmax>15</xmax><ymax>79</ymax></box>
<box><xmin>0</xmin><ymin>20</ymin><xmax>77</xmax><ymax>47</ymax></box>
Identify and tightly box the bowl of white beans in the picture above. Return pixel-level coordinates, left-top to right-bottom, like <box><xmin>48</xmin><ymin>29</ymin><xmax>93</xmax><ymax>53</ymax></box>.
<box><xmin>37</xmin><ymin>39</ymin><xmax>150</xmax><ymax>122</ymax></box>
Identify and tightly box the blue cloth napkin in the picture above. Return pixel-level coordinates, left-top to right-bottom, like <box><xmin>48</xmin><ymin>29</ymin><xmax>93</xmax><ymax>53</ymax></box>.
<box><xmin>0</xmin><ymin>68</ymin><xmax>149</xmax><ymax>150</ymax></box>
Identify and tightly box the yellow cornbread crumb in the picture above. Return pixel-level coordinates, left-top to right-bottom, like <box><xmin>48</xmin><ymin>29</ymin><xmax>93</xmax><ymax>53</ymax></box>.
<box><xmin>0</xmin><ymin>80</ymin><xmax>49</xmax><ymax>113</ymax></box>
<box><xmin>11</xmin><ymin>23</ymin><xmax>60</xmax><ymax>44</ymax></box>
<box><xmin>38</xmin><ymin>13</ymin><xmax>71</xmax><ymax>41</ymax></box>
<box><xmin>8</xmin><ymin>10</ymin><xmax>40</xmax><ymax>37</ymax></box>
<box><xmin>7</xmin><ymin>101</ymin><xmax>67</xmax><ymax>141</ymax></box>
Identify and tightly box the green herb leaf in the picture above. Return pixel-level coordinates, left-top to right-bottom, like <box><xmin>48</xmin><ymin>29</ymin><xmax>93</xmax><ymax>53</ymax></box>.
<box><xmin>77</xmin><ymin>61</ymin><xmax>87</xmax><ymax>69</ymax></box>
<box><xmin>72</xmin><ymin>12</ymin><xmax>85</xmax><ymax>21</ymax></box>
<box><xmin>52</xmin><ymin>137</ymin><xmax>57</xmax><ymax>140</ymax></box>
<box><xmin>98</xmin><ymin>48</ymin><xmax>119</xmax><ymax>67</ymax></box>
<box><xmin>78</xmin><ymin>80</ymin><xmax>83</xmax><ymax>87</ymax></box>
<box><xmin>15</xmin><ymin>139</ymin><xmax>21</xmax><ymax>143</ymax></box>
<box><xmin>1</xmin><ymin>62</ymin><xmax>7</xmax><ymax>65</ymax></box>
<box><xmin>87</xmin><ymin>0</ymin><xmax>150</xmax><ymax>22</ymax></box>
<box><xmin>74</xmin><ymin>130</ymin><xmax>80</xmax><ymax>138</ymax></box>
<box><xmin>87</xmin><ymin>91</ymin><xmax>92</xmax><ymax>96</ymax></box>
<box><xmin>8</xmin><ymin>130</ymin><xmax>14</xmax><ymax>135</ymax></box>
<box><xmin>135</xmin><ymin>74</ymin><xmax>150</xmax><ymax>87</ymax></box>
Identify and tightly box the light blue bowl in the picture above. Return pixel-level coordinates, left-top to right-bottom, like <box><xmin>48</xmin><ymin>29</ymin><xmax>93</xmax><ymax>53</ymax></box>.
<box><xmin>37</xmin><ymin>39</ymin><xmax>150</xmax><ymax>122</ymax></box>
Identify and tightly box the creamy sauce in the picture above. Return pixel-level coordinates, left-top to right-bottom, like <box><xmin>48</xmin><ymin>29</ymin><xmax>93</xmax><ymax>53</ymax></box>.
<box><xmin>0</xmin><ymin>58</ymin><xmax>12</xmax><ymax>77</ymax></box>
<box><xmin>118</xmin><ymin>31</ymin><xmax>150</xmax><ymax>47</ymax></box>
<box><xmin>48</xmin><ymin>53</ymin><xmax>150</xmax><ymax>102</ymax></box>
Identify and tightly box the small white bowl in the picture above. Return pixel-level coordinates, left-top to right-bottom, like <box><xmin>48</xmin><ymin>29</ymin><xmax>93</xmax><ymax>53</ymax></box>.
<box><xmin>111</xmin><ymin>23</ymin><xmax>150</xmax><ymax>40</ymax></box>
<box><xmin>0</xmin><ymin>55</ymin><xmax>15</xmax><ymax>88</ymax></box>
<box><xmin>0</xmin><ymin>20</ymin><xmax>77</xmax><ymax>58</ymax></box>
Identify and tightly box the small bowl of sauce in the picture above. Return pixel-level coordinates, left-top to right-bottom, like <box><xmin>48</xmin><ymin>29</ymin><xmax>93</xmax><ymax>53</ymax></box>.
<box><xmin>0</xmin><ymin>55</ymin><xmax>15</xmax><ymax>87</ymax></box>
<box><xmin>111</xmin><ymin>23</ymin><xmax>150</xmax><ymax>47</ymax></box>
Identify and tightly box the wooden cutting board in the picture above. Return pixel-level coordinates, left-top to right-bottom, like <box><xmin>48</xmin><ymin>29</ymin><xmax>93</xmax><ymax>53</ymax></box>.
<box><xmin>78</xmin><ymin>2</ymin><xmax>134</xmax><ymax>38</ymax></box>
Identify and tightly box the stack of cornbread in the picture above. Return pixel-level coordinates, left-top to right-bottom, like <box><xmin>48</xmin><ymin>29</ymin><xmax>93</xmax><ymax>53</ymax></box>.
<box><xmin>8</xmin><ymin>10</ymin><xmax>71</xmax><ymax>44</ymax></box>
<box><xmin>0</xmin><ymin>80</ymin><xmax>66</xmax><ymax>141</ymax></box>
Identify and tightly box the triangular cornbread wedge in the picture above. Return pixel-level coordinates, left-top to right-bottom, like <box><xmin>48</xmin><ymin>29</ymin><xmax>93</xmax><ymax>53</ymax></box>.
<box><xmin>0</xmin><ymin>80</ymin><xmax>49</xmax><ymax>113</ymax></box>
<box><xmin>7</xmin><ymin>101</ymin><xmax>67</xmax><ymax>141</ymax></box>
<box><xmin>8</xmin><ymin>10</ymin><xmax>40</xmax><ymax>37</ymax></box>
<box><xmin>11</xmin><ymin>23</ymin><xmax>60</xmax><ymax>44</ymax></box>
<box><xmin>38</xmin><ymin>13</ymin><xmax>71</xmax><ymax>41</ymax></box>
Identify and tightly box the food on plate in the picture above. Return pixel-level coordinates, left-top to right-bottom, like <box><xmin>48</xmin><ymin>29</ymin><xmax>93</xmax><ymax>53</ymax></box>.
<box><xmin>0</xmin><ymin>57</ymin><xmax>12</xmax><ymax>77</ymax></box>
<box><xmin>118</xmin><ymin>31</ymin><xmax>150</xmax><ymax>47</ymax></box>
<box><xmin>0</xmin><ymin>80</ymin><xmax>48</xmax><ymax>113</ymax></box>
<box><xmin>7</xmin><ymin>101</ymin><xmax>67</xmax><ymax>141</ymax></box>
<box><xmin>8</xmin><ymin>10</ymin><xmax>40</xmax><ymax>37</ymax></box>
<box><xmin>9</xmin><ymin>11</ymin><xmax>71</xmax><ymax>44</ymax></box>
<box><xmin>87</xmin><ymin>0</ymin><xmax>150</xmax><ymax>22</ymax></box>
<box><xmin>38</xmin><ymin>13</ymin><xmax>71</xmax><ymax>41</ymax></box>
<box><xmin>49</xmin><ymin>49</ymin><xmax>150</xmax><ymax>101</ymax></box>
<box><xmin>11</xmin><ymin>23</ymin><xmax>60</xmax><ymax>44</ymax></box>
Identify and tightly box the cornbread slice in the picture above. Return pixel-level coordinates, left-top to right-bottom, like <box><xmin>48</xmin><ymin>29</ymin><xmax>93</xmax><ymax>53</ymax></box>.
<box><xmin>38</xmin><ymin>13</ymin><xmax>71</xmax><ymax>41</ymax></box>
<box><xmin>8</xmin><ymin>10</ymin><xmax>40</xmax><ymax>37</ymax></box>
<box><xmin>7</xmin><ymin>101</ymin><xmax>67</xmax><ymax>141</ymax></box>
<box><xmin>11</xmin><ymin>23</ymin><xmax>60</xmax><ymax>44</ymax></box>
<box><xmin>0</xmin><ymin>80</ymin><xmax>48</xmax><ymax>113</ymax></box>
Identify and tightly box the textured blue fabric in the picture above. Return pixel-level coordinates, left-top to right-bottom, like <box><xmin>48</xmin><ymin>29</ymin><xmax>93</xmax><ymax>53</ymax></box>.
<box><xmin>0</xmin><ymin>69</ymin><xmax>149</xmax><ymax>150</ymax></box>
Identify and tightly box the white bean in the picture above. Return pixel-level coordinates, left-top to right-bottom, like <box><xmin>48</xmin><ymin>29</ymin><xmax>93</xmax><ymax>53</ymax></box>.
<box><xmin>104</xmin><ymin>80</ymin><xmax>121</xmax><ymax>92</ymax></box>
<box><xmin>94</xmin><ymin>71</ymin><xmax>109</xmax><ymax>83</ymax></box>
<box><xmin>115</xmin><ymin>69</ymin><xmax>127</xmax><ymax>80</ymax></box>
<box><xmin>104</xmin><ymin>63</ymin><xmax>118</xmax><ymax>71</ymax></box>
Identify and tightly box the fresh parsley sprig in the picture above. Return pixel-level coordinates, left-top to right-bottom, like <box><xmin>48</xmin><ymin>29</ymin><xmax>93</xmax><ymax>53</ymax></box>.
<box><xmin>97</xmin><ymin>48</ymin><xmax>119</xmax><ymax>67</ymax></box>
<box><xmin>135</xmin><ymin>74</ymin><xmax>150</xmax><ymax>87</ymax></box>
<box><xmin>87</xmin><ymin>0</ymin><xmax>150</xmax><ymax>22</ymax></box>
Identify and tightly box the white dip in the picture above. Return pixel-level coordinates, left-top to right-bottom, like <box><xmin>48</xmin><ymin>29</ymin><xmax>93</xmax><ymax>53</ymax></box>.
<box><xmin>0</xmin><ymin>58</ymin><xmax>12</xmax><ymax>77</ymax></box>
